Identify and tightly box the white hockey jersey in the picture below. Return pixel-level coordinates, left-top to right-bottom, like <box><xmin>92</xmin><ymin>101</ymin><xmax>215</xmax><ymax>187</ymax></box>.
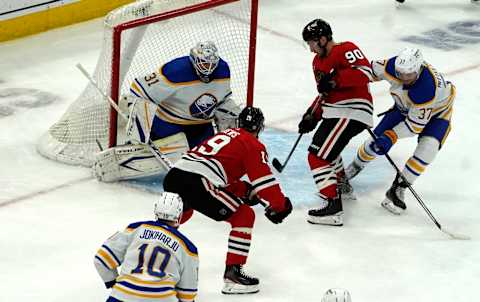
<box><xmin>372</xmin><ymin>57</ymin><xmax>455</xmax><ymax>138</ymax></box>
<box><xmin>94</xmin><ymin>220</ymin><xmax>198</xmax><ymax>302</ymax></box>
<box><xmin>130</xmin><ymin>56</ymin><xmax>232</xmax><ymax>125</ymax></box>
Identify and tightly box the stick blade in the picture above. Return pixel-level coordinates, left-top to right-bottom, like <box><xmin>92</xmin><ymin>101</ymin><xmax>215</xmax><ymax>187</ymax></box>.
<box><xmin>272</xmin><ymin>158</ymin><xmax>284</xmax><ymax>173</ymax></box>
<box><xmin>442</xmin><ymin>228</ymin><xmax>471</xmax><ymax>240</ymax></box>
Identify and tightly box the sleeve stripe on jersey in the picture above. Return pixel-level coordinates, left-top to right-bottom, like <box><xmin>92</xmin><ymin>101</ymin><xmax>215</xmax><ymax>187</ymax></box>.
<box><xmin>94</xmin><ymin>255</ymin><xmax>110</xmax><ymax>270</ymax></box>
<box><xmin>183</xmin><ymin>153</ymin><xmax>227</xmax><ymax>184</ymax></box>
<box><xmin>96</xmin><ymin>249</ymin><xmax>118</xmax><ymax>269</ymax></box>
<box><xmin>134</xmin><ymin>79</ymin><xmax>156</xmax><ymax>104</ymax></box>
<box><xmin>354</xmin><ymin>65</ymin><xmax>375</xmax><ymax>81</ymax></box>
<box><xmin>251</xmin><ymin>175</ymin><xmax>279</xmax><ymax>194</ymax></box>
<box><xmin>102</xmin><ymin>244</ymin><xmax>121</xmax><ymax>265</ymax></box>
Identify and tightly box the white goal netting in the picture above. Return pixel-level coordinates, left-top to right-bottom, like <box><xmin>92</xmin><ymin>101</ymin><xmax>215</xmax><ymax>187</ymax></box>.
<box><xmin>37</xmin><ymin>0</ymin><xmax>256</xmax><ymax>166</ymax></box>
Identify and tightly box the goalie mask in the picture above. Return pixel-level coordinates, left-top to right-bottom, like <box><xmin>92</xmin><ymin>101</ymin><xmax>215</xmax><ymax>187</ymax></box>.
<box><xmin>238</xmin><ymin>106</ymin><xmax>265</xmax><ymax>135</ymax></box>
<box><xmin>154</xmin><ymin>192</ymin><xmax>183</xmax><ymax>225</ymax></box>
<box><xmin>190</xmin><ymin>41</ymin><xmax>220</xmax><ymax>83</ymax></box>
<box><xmin>321</xmin><ymin>288</ymin><xmax>352</xmax><ymax>302</ymax></box>
<box><xmin>395</xmin><ymin>47</ymin><xmax>424</xmax><ymax>85</ymax></box>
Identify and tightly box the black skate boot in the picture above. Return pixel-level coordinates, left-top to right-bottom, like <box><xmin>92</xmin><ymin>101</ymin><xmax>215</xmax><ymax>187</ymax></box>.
<box><xmin>345</xmin><ymin>161</ymin><xmax>364</xmax><ymax>180</ymax></box>
<box><xmin>222</xmin><ymin>264</ymin><xmax>259</xmax><ymax>294</ymax></box>
<box><xmin>381</xmin><ymin>174</ymin><xmax>408</xmax><ymax>215</ymax></box>
<box><xmin>307</xmin><ymin>196</ymin><xmax>344</xmax><ymax>226</ymax></box>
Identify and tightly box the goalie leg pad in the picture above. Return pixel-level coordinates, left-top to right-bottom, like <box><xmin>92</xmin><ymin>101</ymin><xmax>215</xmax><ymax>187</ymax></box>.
<box><xmin>93</xmin><ymin>133</ymin><xmax>189</xmax><ymax>182</ymax></box>
<box><xmin>93</xmin><ymin>144</ymin><xmax>166</xmax><ymax>182</ymax></box>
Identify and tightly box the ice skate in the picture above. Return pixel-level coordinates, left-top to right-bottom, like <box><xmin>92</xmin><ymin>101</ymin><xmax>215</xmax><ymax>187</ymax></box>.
<box><xmin>381</xmin><ymin>174</ymin><xmax>408</xmax><ymax>215</ymax></box>
<box><xmin>307</xmin><ymin>196</ymin><xmax>344</xmax><ymax>226</ymax></box>
<box><xmin>222</xmin><ymin>264</ymin><xmax>259</xmax><ymax>294</ymax></box>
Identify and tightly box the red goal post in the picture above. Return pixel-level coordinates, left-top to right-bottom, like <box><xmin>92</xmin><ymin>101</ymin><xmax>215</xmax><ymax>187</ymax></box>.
<box><xmin>37</xmin><ymin>0</ymin><xmax>259</xmax><ymax>167</ymax></box>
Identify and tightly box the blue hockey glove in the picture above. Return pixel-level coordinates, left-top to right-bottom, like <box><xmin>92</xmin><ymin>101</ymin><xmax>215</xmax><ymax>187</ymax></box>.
<box><xmin>370</xmin><ymin>130</ymin><xmax>398</xmax><ymax>155</ymax></box>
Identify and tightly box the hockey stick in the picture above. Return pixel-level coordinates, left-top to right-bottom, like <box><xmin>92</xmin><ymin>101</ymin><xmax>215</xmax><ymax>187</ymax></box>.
<box><xmin>367</xmin><ymin>128</ymin><xmax>469</xmax><ymax>240</ymax></box>
<box><xmin>76</xmin><ymin>63</ymin><xmax>172</xmax><ymax>170</ymax></box>
<box><xmin>272</xmin><ymin>97</ymin><xmax>323</xmax><ymax>173</ymax></box>
<box><xmin>272</xmin><ymin>134</ymin><xmax>303</xmax><ymax>173</ymax></box>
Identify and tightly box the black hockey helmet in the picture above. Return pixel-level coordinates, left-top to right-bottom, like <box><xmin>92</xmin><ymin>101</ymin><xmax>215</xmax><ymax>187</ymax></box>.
<box><xmin>238</xmin><ymin>106</ymin><xmax>265</xmax><ymax>133</ymax></box>
<box><xmin>302</xmin><ymin>19</ymin><xmax>332</xmax><ymax>42</ymax></box>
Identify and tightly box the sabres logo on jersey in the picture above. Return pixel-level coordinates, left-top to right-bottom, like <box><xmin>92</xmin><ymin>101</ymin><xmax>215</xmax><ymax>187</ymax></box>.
<box><xmin>190</xmin><ymin>93</ymin><xmax>218</xmax><ymax>119</ymax></box>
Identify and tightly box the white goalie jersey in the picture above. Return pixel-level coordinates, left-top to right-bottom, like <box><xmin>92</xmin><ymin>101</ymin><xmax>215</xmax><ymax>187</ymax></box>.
<box><xmin>130</xmin><ymin>56</ymin><xmax>233</xmax><ymax>125</ymax></box>
<box><xmin>94</xmin><ymin>220</ymin><xmax>199</xmax><ymax>302</ymax></box>
<box><xmin>372</xmin><ymin>58</ymin><xmax>455</xmax><ymax>138</ymax></box>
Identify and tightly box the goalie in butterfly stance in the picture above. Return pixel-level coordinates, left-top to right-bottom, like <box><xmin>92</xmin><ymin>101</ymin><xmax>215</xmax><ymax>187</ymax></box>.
<box><xmin>94</xmin><ymin>192</ymin><xmax>199</xmax><ymax>302</ymax></box>
<box><xmin>163</xmin><ymin>106</ymin><xmax>293</xmax><ymax>295</ymax></box>
<box><xmin>94</xmin><ymin>41</ymin><xmax>242</xmax><ymax>182</ymax></box>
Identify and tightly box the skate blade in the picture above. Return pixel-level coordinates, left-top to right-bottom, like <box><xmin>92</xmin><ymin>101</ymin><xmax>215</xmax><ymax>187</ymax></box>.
<box><xmin>222</xmin><ymin>281</ymin><xmax>259</xmax><ymax>295</ymax></box>
<box><xmin>381</xmin><ymin>200</ymin><xmax>405</xmax><ymax>215</ymax></box>
<box><xmin>307</xmin><ymin>212</ymin><xmax>344</xmax><ymax>226</ymax></box>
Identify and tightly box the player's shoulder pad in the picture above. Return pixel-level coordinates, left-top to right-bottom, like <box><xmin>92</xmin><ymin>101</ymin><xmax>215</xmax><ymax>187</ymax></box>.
<box><xmin>210</xmin><ymin>58</ymin><xmax>230</xmax><ymax>80</ymax></box>
<box><xmin>126</xmin><ymin>220</ymin><xmax>149</xmax><ymax>231</ymax></box>
<box><xmin>161</xmin><ymin>56</ymin><xmax>198</xmax><ymax>83</ymax></box>
<box><xmin>384</xmin><ymin>56</ymin><xmax>398</xmax><ymax>78</ymax></box>
<box><xmin>407</xmin><ymin>67</ymin><xmax>436</xmax><ymax>105</ymax></box>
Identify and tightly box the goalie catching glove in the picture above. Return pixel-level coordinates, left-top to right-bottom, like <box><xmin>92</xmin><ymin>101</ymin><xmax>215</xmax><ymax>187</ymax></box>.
<box><xmin>264</xmin><ymin>197</ymin><xmax>293</xmax><ymax>224</ymax></box>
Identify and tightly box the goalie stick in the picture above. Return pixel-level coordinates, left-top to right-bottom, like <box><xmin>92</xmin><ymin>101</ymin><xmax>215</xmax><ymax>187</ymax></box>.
<box><xmin>76</xmin><ymin>63</ymin><xmax>173</xmax><ymax>171</ymax></box>
<box><xmin>367</xmin><ymin>128</ymin><xmax>470</xmax><ymax>240</ymax></box>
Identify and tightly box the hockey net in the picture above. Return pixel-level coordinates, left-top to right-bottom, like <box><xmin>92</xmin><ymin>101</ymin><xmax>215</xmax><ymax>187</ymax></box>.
<box><xmin>37</xmin><ymin>0</ymin><xmax>258</xmax><ymax>166</ymax></box>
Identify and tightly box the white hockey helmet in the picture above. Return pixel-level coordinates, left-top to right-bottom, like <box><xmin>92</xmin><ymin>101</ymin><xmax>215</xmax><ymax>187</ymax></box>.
<box><xmin>190</xmin><ymin>41</ymin><xmax>220</xmax><ymax>78</ymax></box>
<box><xmin>394</xmin><ymin>47</ymin><xmax>424</xmax><ymax>83</ymax></box>
<box><xmin>154</xmin><ymin>192</ymin><xmax>183</xmax><ymax>225</ymax></box>
<box><xmin>321</xmin><ymin>288</ymin><xmax>352</xmax><ymax>302</ymax></box>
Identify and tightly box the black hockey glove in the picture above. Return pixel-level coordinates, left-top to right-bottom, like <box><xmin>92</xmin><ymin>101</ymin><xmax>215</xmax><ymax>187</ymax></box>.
<box><xmin>298</xmin><ymin>110</ymin><xmax>318</xmax><ymax>134</ymax></box>
<box><xmin>316</xmin><ymin>72</ymin><xmax>336</xmax><ymax>94</ymax></box>
<box><xmin>265</xmin><ymin>197</ymin><xmax>293</xmax><ymax>224</ymax></box>
<box><xmin>105</xmin><ymin>280</ymin><xmax>116</xmax><ymax>289</ymax></box>
<box><xmin>244</xmin><ymin>195</ymin><xmax>262</xmax><ymax>206</ymax></box>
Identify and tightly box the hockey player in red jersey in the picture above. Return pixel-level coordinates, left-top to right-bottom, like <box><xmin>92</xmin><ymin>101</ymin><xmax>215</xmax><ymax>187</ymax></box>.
<box><xmin>298</xmin><ymin>19</ymin><xmax>374</xmax><ymax>226</ymax></box>
<box><xmin>163</xmin><ymin>106</ymin><xmax>292</xmax><ymax>295</ymax></box>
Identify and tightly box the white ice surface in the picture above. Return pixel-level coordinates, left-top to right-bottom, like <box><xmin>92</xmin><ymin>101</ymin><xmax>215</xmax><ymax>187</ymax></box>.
<box><xmin>1</xmin><ymin>1</ymin><xmax>479</xmax><ymax>301</ymax></box>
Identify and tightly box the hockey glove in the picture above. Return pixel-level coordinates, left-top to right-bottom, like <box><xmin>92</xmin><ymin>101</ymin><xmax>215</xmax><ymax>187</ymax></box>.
<box><xmin>298</xmin><ymin>111</ymin><xmax>318</xmax><ymax>134</ymax></box>
<box><xmin>316</xmin><ymin>72</ymin><xmax>336</xmax><ymax>94</ymax></box>
<box><xmin>105</xmin><ymin>280</ymin><xmax>116</xmax><ymax>289</ymax></box>
<box><xmin>370</xmin><ymin>130</ymin><xmax>398</xmax><ymax>155</ymax></box>
<box><xmin>265</xmin><ymin>197</ymin><xmax>293</xmax><ymax>224</ymax></box>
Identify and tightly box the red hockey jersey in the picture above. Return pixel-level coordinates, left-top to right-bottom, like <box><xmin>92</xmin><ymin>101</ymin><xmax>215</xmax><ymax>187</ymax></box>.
<box><xmin>312</xmin><ymin>41</ymin><xmax>374</xmax><ymax>127</ymax></box>
<box><xmin>174</xmin><ymin>128</ymin><xmax>287</xmax><ymax>212</ymax></box>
